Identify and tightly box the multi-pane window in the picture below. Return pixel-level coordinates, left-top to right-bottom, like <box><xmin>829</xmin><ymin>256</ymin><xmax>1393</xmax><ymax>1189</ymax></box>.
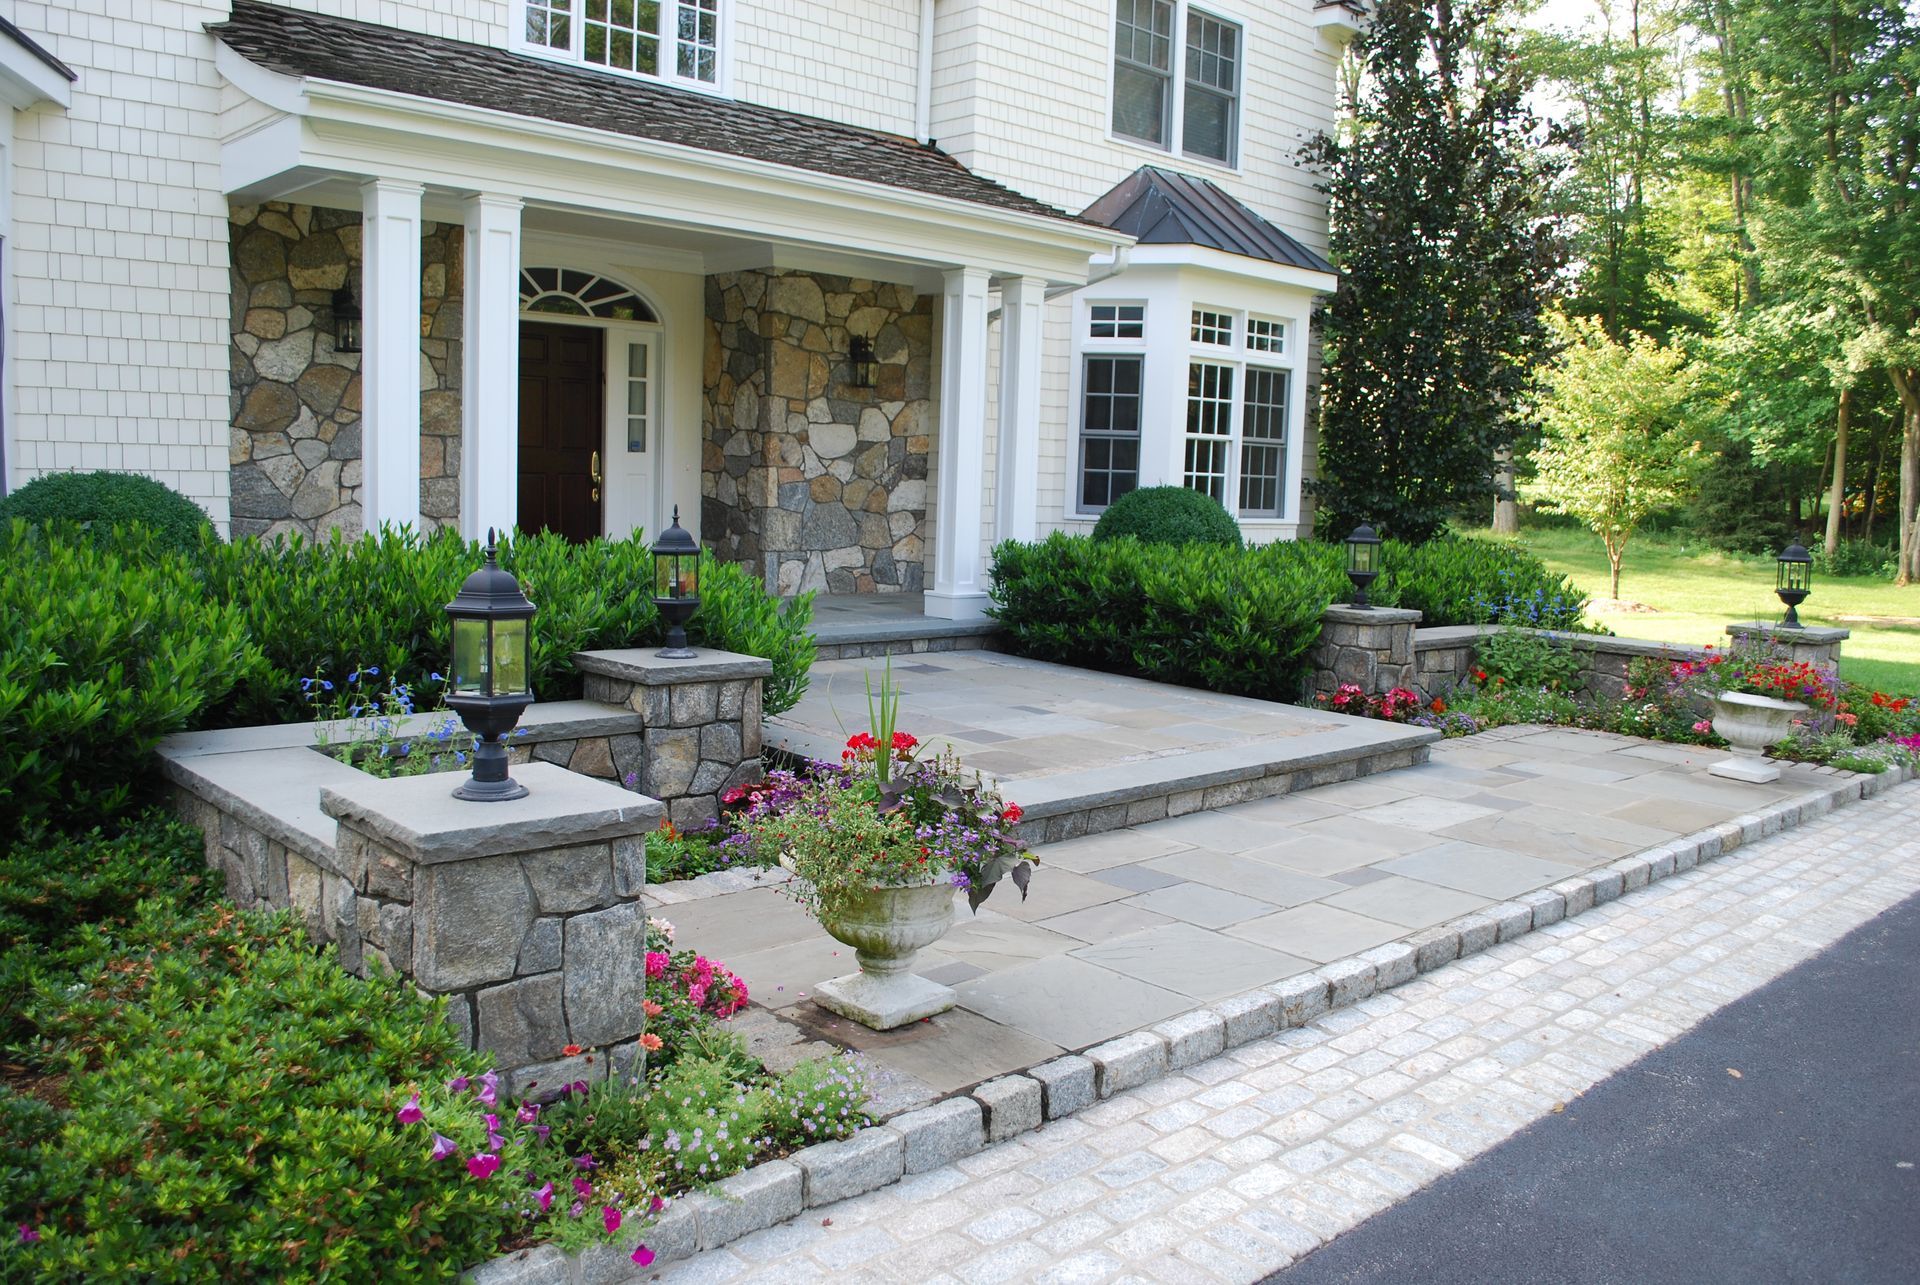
<box><xmin>1239</xmin><ymin>367</ymin><xmax>1289</xmax><ymax>516</ymax></box>
<box><xmin>1090</xmin><ymin>303</ymin><xmax>1147</xmax><ymax>339</ymax></box>
<box><xmin>1183</xmin><ymin>11</ymin><xmax>1239</xmax><ymax>164</ymax></box>
<box><xmin>521</xmin><ymin>0</ymin><xmax>720</xmax><ymax>84</ymax></box>
<box><xmin>1246</xmin><ymin>316</ymin><xmax>1287</xmax><ymax>355</ymax></box>
<box><xmin>1184</xmin><ymin>362</ymin><xmax>1234</xmax><ymax>502</ymax></box>
<box><xmin>677</xmin><ymin>0</ymin><xmax>719</xmax><ymax>80</ymax></box>
<box><xmin>1081</xmin><ymin>355</ymin><xmax>1144</xmax><ymax>510</ymax></box>
<box><xmin>1191</xmin><ymin>308</ymin><xmax>1232</xmax><ymax>346</ymax></box>
<box><xmin>1112</xmin><ymin>0</ymin><xmax>1175</xmax><ymax>147</ymax></box>
<box><xmin>1112</xmin><ymin>4</ymin><xmax>1241</xmax><ymax>164</ymax></box>
<box><xmin>625</xmin><ymin>341</ymin><xmax>651</xmax><ymax>453</ymax></box>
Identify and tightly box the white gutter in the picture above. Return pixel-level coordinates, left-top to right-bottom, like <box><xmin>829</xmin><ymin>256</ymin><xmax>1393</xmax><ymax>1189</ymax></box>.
<box><xmin>915</xmin><ymin>0</ymin><xmax>936</xmax><ymax>144</ymax></box>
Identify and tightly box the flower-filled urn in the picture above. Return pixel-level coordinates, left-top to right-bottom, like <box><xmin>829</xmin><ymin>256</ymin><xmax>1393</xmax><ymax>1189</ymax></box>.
<box><xmin>652</xmin><ymin>505</ymin><xmax>700</xmax><ymax>659</ymax></box>
<box><xmin>445</xmin><ymin>531</ymin><xmax>537</xmax><ymax>801</ymax></box>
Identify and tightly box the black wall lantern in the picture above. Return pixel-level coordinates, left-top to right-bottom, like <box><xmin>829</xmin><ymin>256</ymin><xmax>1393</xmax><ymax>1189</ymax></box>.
<box><xmin>445</xmin><ymin>532</ymin><xmax>537</xmax><ymax>802</ymax></box>
<box><xmin>1776</xmin><ymin>542</ymin><xmax>1813</xmax><ymax>627</ymax></box>
<box><xmin>332</xmin><ymin>286</ymin><xmax>363</xmax><ymax>354</ymax></box>
<box><xmin>1344</xmin><ymin>523</ymin><xmax>1382</xmax><ymax>609</ymax></box>
<box><xmin>847</xmin><ymin>335</ymin><xmax>877</xmax><ymax>388</ymax></box>
<box><xmin>653</xmin><ymin>506</ymin><xmax>700</xmax><ymax>659</ymax></box>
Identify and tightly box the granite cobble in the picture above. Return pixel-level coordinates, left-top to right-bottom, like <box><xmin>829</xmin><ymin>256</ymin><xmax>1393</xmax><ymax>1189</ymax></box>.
<box><xmin>649</xmin><ymin>781</ymin><xmax>1920</xmax><ymax>1284</ymax></box>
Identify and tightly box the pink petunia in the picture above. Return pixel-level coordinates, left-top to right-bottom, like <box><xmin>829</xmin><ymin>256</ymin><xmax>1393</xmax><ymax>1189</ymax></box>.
<box><xmin>631</xmin><ymin>1245</ymin><xmax>656</xmax><ymax>1267</ymax></box>
<box><xmin>572</xmin><ymin>1176</ymin><xmax>594</xmax><ymax>1199</ymax></box>
<box><xmin>535</xmin><ymin>1182</ymin><xmax>554</xmax><ymax>1212</ymax></box>
<box><xmin>476</xmin><ymin>1071</ymin><xmax>500</xmax><ymax>1107</ymax></box>
<box><xmin>395</xmin><ymin>1092</ymin><xmax>424</xmax><ymax>1125</ymax></box>
<box><xmin>467</xmin><ymin>1153</ymin><xmax>500</xmax><ymax>1180</ymax></box>
<box><xmin>429</xmin><ymin>1133</ymin><xmax>459</xmax><ymax>1162</ymax></box>
<box><xmin>603</xmin><ymin>1206</ymin><xmax>622</xmax><ymax>1234</ymax></box>
<box><xmin>644</xmin><ymin>951</ymin><xmax>671</xmax><ymax>979</ymax></box>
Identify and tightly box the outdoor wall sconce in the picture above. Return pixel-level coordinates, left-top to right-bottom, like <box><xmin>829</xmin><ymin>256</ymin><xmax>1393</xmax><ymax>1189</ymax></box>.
<box><xmin>652</xmin><ymin>506</ymin><xmax>701</xmax><ymax>659</ymax></box>
<box><xmin>1344</xmin><ymin>522</ymin><xmax>1382</xmax><ymax>609</ymax></box>
<box><xmin>445</xmin><ymin>532</ymin><xmax>537</xmax><ymax>801</ymax></box>
<box><xmin>332</xmin><ymin>285</ymin><xmax>363</xmax><ymax>354</ymax></box>
<box><xmin>1776</xmin><ymin>542</ymin><xmax>1813</xmax><ymax>627</ymax></box>
<box><xmin>847</xmin><ymin>335</ymin><xmax>877</xmax><ymax>388</ymax></box>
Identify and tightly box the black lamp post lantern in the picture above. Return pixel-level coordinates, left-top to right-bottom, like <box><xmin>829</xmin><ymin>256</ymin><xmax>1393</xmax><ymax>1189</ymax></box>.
<box><xmin>1344</xmin><ymin>523</ymin><xmax>1382</xmax><ymax>608</ymax></box>
<box><xmin>332</xmin><ymin>286</ymin><xmax>362</xmax><ymax>354</ymax></box>
<box><xmin>1775</xmin><ymin>542</ymin><xmax>1813</xmax><ymax>627</ymax></box>
<box><xmin>847</xmin><ymin>336</ymin><xmax>878</xmax><ymax>388</ymax></box>
<box><xmin>445</xmin><ymin>532</ymin><xmax>537</xmax><ymax>802</ymax></box>
<box><xmin>653</xmin><ymin>506</ymin><xmax>700</xmax><ymax>659</ymax></box>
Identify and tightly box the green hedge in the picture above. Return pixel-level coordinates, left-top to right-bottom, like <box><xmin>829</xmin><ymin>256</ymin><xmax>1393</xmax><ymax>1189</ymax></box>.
<box><xmin>988</xmin><ymin>533</ymin><xmax>1588</xmax><ymax>700</ymax></box>
<box><xmin>2</xmin><ymin>523</ymin><xmax>813</xmax><ymax>829</ymax></box>
<box><xmin>0</xmin><ymin>471</ymin><xmax>212</xmax><ymax>556</ymax></box>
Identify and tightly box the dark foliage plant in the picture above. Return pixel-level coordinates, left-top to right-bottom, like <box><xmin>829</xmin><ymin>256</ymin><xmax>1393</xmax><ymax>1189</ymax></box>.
<box><xmin>0</xmin><ymin>471</ymin><xmax>213</xmax><ymax>556</ymax></box>
<box><xmin>1306</xmin><ymin>0</ymin><xmax>1564</xmax><ymax>542</ymax></box>
<box><xmin>1090</xmin><ymin>486</ymin><xmax>1243</xmax><ymax>547</ymax></box>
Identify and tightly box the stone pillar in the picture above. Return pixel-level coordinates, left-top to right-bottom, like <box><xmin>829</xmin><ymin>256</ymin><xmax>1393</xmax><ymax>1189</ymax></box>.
<box><xmin>574</xmin><ymin>648</ymin><xmax>771</xmax><ymax>830</ymax></box>
<box><xmin>994</xmin><ymin>275</ymin><xmax>1044</xmax><ymax>545</ymax></box>
<box><xmin>927</xmin><ymin>265</ymin><xmax>991</xmax><ymax>620</ymax></box>
<box><xmin>360</xmin><ymin>177</ymin><xmax>425</xmax><ymax>533</ymax></box>
<box><xmin>460</xmin><ymin>192</ymin><xmax>523</xmax><ymax>540</ymax></box>
<box><xmin>1308</xmin><ymin>606</ymin><xmax>1423</xmax><ymax>699</ymax></box>
<box><xmin>1724</xmin><ymin>622</ymin><xmax>1849</xmax><ymax>671</ymax></box>
<box><xmin>318</xmin><ymin>762</ymin><xmax>657</xmax><ymax>1094</ymax></box>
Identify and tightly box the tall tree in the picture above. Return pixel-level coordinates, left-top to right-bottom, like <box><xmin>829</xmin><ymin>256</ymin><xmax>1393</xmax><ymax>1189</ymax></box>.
<box><xmin>1308</xmin><ymin>0</ymin><xmax>1563</xmax><ymax>543</ymax></box>
<box><xmin>1728</xmin><ymin>0</ymin><xmax>1920</xmax><ymax>581</ymax></box>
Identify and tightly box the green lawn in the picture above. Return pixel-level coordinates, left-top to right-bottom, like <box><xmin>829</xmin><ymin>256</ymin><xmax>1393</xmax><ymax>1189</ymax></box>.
<box><xmin>1467</xmin><ymin>525</ymin><xmax>1920</xmax><ymax>694</ymax></box>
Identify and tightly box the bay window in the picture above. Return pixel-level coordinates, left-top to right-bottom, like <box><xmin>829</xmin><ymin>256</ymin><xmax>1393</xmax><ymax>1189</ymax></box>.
<box><xmin>1111</xmin><ymin>2</ymin><xmax>1242</xmax><ymax>166</ymax></box>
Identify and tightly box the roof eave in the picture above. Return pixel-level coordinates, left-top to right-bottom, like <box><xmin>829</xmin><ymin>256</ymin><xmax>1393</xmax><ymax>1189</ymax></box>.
<box><xmin>1126</xmin><ymin>242</ymin><xmax>1338</xmax><ymax>293</ymax></box>
<box><xmin>0</xmin><ymin>18</ymin><xmax>73</xmax><ymax>110</ymax></box>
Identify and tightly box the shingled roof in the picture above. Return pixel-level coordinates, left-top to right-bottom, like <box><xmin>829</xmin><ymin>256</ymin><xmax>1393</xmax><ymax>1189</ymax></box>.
<box><xmin>1082</xmin><ymin>166</ymin><xmax>1335</xmax><ymax>275</ymax></box>
<box><xmin>210</xmin><ymin>0</ymin><xmax>1079</xmax><ymax>226</ymax></box>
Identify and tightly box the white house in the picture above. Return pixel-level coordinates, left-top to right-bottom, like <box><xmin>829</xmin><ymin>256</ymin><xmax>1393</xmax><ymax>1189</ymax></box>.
<box><xmin>0</xmin><ymin>0</ymin><xmax>1358</xmax><ymax>619</ymax></box>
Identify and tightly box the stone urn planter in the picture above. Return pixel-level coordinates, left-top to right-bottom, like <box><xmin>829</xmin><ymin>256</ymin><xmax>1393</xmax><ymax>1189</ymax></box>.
<box><xmin>1707</xmin><ymin>690</ymin><xmax>1807</xmax><ymax>783</ymax></box>
<box><xmin>808</xmin><ymin>878</ymin><xmax>958</xmax><ymax>1030</ymax></box>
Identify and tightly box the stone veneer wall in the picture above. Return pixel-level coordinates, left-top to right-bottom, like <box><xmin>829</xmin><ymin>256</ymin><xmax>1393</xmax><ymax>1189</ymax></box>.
<box><xmin>701</xmin><ymin>270</ymin><xmax>934</xmax><ymax>595</ymax></box>
<box><xmin>227</xmin><ymin>202</ymin><xmax>463</xmax><ymax>540</ymax></box>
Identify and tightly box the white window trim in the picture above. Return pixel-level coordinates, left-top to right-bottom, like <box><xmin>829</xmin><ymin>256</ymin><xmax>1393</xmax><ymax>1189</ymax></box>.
<box><xmin>1070</xmin><ymin>297</ymin><xmax>1152</xmax><ymax>517</ymax></box>
<box><xmin>510</xmin><ymin>0</ymin><xmax>734</xmax><ymax>97</ymax></box>
<box><xmin>1104</xmin><ymin>0</ymin><xmax>1248</xmax><ymax>174</ymax></box>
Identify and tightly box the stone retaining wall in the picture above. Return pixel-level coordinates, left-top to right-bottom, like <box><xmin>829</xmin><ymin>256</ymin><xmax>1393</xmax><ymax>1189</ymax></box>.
<box><xmin>1306</xmin><ymin>606</ymin><xmax>1422</xmax><ymax>698</ymax></box>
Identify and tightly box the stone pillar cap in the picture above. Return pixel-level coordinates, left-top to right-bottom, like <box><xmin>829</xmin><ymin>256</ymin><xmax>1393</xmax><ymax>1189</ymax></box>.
<box><xmin>320</xmin><ymin>762</ymin><xmax>660</xmax><ymax>864</ymax></box>
<box><xmin>1724</xmin><ymin>621</ymin><xmax>1850</xmax><ymax>644</ymax></box>
<box><xmin>1321</xmin><ymin>605</ymin><xmax>1423</xmax><ymax>625</ymax></box>
<box><xmin>574</xmin><ymin>648</ymin><xmax>773</xmax><ymax>684</ymax></box>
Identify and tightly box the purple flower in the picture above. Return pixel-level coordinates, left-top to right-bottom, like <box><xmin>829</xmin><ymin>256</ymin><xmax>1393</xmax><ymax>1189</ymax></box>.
<box><xmin>395</xmin><ymin>1092</ymin><xmax>424</xmax><ymax>1125</ymax></box>
<box><xmin>535</xmin><ymin>1181</ymin><xmax>554</xmax><ymax>1212</ymax></box>
<box><xmin>603</xmin><ymin>1206</ymin><xmax>623</xmax><ymax>1234</ymax></box>
<box><xmin>517</xmin><ymin>1101</ymin><xmax>541</xmax><ymax>1124</ymax></box>
<box><xmin>429</xmin><ymin>1132</ymin><xmax>459</xmax><ymax>1162</ymax></box>
<box><xmin>533</xmin><ymin>1124</ymin><xmax>551</xmax><ymax>1143</ymax></box>
<box><xmin>572</xmin><ymin>1176</ymin><xmax>594</xmax><ymax>1199</ymax></box>
<box><xmin>476</xmin><ymin>1071</ymin><xmax>500</xmax><ymax>1107</ymax></box>
<box><xmin>468</xmin><ymin>1153</ymin><xmax>501</xmax><ymax>1180</ymax></box>
<box><xmin>573</xmin><ymin>1153</ymin><xmax>598</xmax><ymax>1171</ymax></box>
<box><xmin>17</xmin><ymin>1225</ymin><xmax>39</xmax><ymax>1246</ymax></box>
<box><xmin>631</xmin><ymin>1245</ymin><xmax>656</xmax><ymax>1267</ymax></box>
<box><xmin>446</xmin><ymin>1075</ymin><xmax>469</xmax><ymax>1093</ymax></box>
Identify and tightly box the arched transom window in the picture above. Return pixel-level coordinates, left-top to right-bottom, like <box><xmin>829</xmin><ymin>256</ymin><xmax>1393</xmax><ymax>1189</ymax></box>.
<box><xmin>519</xmin><ymin>268</ymin><xmax>658</xmax><ymax>322</ymax></box>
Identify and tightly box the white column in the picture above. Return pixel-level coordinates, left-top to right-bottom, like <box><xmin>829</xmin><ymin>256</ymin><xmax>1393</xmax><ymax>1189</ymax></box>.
<box><xmin>359</xmin><ymin>178</ymin><xmax>424</xmax><ymax>534</ymax></box>
<box><xmin>460</xmin><ymin>193</ymin><xmax>523</xmax><ymax>540</ymax></box>
<box><xmin>926</xmin><ymin>266</ymin><xmax>992</xmax><ymax>620</ymax></box>
<box><xmin>994</xmin><ymin>275</ymin><xmax>1044</xmax><ymax>544</ymax></box>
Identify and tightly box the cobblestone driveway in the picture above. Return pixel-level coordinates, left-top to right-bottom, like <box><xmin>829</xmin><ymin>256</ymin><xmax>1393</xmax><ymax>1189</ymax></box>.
<box><xmin>656</xmin><ymin>779</ymin><xmax>1920</xmax><ymax>1284</ymax></box>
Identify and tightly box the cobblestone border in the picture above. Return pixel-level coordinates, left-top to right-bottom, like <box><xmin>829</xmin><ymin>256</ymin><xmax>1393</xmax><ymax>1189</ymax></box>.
<box><xmin>467</xmin><ymin>759</ymin><xmax>1912</xmax><ymax>1283</ymax></box>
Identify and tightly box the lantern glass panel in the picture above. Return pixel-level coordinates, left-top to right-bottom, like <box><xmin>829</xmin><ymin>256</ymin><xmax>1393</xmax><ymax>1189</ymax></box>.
<box><xmin>452</xmin><ymin>618</ymin><xmax>490</xmax><ymax>696</ymax></box>
<box><xmin>656</xmin><ymin>552</ymin><xmax>696</xmax><ymax>598</ymax></box>
<box><xmin>1781</xmin><ymin>559</ymin><xmax>1810</xmax><ymax>593</ymax></box>
<box><xmin>492</xmin><ymin>617</ymin><xmax>530</xmax><ymax>696</ymax></box>
<box><xmin>1349</xmin><ymin>539</ymin><xmax>1378</xmax><ymax>576</ymax></box>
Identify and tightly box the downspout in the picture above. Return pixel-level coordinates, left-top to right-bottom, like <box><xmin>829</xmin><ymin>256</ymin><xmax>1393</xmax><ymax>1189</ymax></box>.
<box><xmin>915</xmin><ymin>0</ymin><xmax>935</xmax><ymax>143</ymax></box>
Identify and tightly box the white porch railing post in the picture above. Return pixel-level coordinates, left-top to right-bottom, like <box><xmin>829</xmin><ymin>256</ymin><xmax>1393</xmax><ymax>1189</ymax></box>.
<box><xmin>359</xmin><ymin>178</ymin><xmax>424</xmax><ymax>534</ymax></box>
<box><xmin>927</xmin><ymin>265</ymin><xmax>992</xmax><ymax>620</ymax></box>
<box><xmin>994</xmin><ymin>274</ymin><xmax>1044</xmax><ymax>545</ymax></box>
<box><xmin>460</xmin><ymin>193</ymin><xmax>524</xmax><ymax>541</ymax></box>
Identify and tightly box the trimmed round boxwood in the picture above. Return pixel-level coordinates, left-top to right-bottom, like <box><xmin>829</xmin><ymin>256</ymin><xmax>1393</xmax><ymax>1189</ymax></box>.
<box><xmin>1091</xmin><ymin>485</ymin><xmax>1242</xmax><ymax>547</ymax></box>
<box><xmin>0</xmin><ymin>470</ymin><xmax>213</xmax><ymax>554</ymax></box>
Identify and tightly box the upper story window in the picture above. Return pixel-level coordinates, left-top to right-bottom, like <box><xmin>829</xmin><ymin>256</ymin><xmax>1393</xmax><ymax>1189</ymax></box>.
<box><xmin>518</xmin><ymin>0</ymin><xmax>723</xmax><ymax>87</ymax></box>
<box><xmin>1246</xmin><ymin>316</ymin><xmax>1287</xmax><ymax>354</ymax></box>
<box><xmin>1191</xmin><ymin>308</ymin><xmax>1233</xmax><ymax>345</ymax></box>
<box><xmin>1111</xmin><ymin>2</ymin><xmax>1241</xmax><ymax>166</ymax></box>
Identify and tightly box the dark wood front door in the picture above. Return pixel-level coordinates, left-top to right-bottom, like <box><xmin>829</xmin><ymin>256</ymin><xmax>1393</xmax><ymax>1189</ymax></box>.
<box><xmin>518</xmin><ymin>321</ymin><xmax>604</xmax><ymax>542</ymax></box>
